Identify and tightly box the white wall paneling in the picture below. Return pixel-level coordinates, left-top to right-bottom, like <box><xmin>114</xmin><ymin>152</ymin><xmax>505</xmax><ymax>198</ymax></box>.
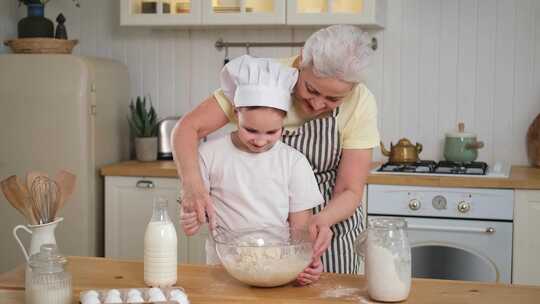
<box><xmin>0</xmin><ymin>0</ymin><xmax>18</xmax><ymax>54</ymax></box>
<box><xmin>475</xmin><ymin>0</ymin><xmax>497</xmax><ymax>165</ymax></box>
<box><xmin>438</xmin><ymin>0</ymin><xmax>459</xmax><ymax>159</ymax></box>
<box><xmin>1</xmin><ymin>0</ymin><xmax>540</xmax><ymax>165</ymax></box>
<box><xmin>400</xmin><ymin>0</ymin><xmax>420</xmax><ymax>143</ymax></box>
<box><xmin>493</xmin><ymin>0</ymin><xmax>517</xmax><ymax>164</ymax></box>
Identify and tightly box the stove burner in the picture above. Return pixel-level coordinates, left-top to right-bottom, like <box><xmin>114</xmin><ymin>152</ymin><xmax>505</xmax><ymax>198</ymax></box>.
<box><xmin>377</xmin><ymin>161</ymin><xmax>488</xmax><ymax>175</ymax></box>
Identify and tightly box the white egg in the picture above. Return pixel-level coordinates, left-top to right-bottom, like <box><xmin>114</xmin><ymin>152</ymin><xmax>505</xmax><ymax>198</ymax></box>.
<box><xmin>169</xmin><ymin>289</ymin><xmax>185</xmax><ymax>297</ymax></box>
<box><xmin>127</xmin><ymin>289</ymin><xmax>142</xmax><ymax>298</ymax></box>
<box><xmin>127</xmin><ymin>294</ymin><xmax>145</xmax><ymax>303</ymax></box>
<box><xmin>82</xmin><ymin>296</ymin><xmax>101</xmax><ymax>304</ymax></box>
<box><xmin>107</xmin><ymin>289</ymin><xmax>121</xmax><ymax>297</ymax></box>
<box><xmin>81</xmin><ymin>290</ymin><xmax>100</xmax><ymax>302</ymax></box>
<box><xmin>148</xmin><ymin>293</ymin><xmax>167</xmax><ymax>302</ymax></box>
<box><xmin>104</xmin><ymin>294</ymin><xmax>122</xmax><ymax>304</ymax></box>
<box><xmin>148</xmin><ymin>287</ymin><xmax>163</xmax><ymax>296</ymax></box>
<box><xmin>171</xmin><ymin>294</ymin><xmax>190</xmax><ymax>304</ymax></box>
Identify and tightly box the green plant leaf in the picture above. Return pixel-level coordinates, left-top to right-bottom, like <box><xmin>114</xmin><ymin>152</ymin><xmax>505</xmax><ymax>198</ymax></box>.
<box><xmin>129</xmin><ymin>95</ymin><xmax>159</xmax><ymax>137</ymax></box>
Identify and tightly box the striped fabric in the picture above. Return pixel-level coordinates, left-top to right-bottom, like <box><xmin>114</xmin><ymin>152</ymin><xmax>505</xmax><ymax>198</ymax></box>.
<box><xmin>282</xmin><ymin>108</ymin><xmax>363</xmax><ymax>274</ymax></box>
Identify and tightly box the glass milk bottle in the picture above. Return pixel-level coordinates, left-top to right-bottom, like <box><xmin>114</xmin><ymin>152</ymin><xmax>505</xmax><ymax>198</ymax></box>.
<box><xmin>25</xmin><ymin>244</ymin><xmax>72</xmax><ymax>304</ymax></box>
<box><xmin>355</xmin><ymin>217</ymin><xmax>411</xmax><ymax>302</ymax></box>
<box><xmin>144</xmin><ymin>197</ymin><xmax>178</xmax><ymax>287</ymax></box>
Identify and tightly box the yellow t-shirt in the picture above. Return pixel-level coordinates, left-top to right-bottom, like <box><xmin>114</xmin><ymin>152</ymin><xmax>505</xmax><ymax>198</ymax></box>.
<box><xmin>213</xmin><ymin>57</ymin><xmax>380</xmax><ymax>149</ymax></box>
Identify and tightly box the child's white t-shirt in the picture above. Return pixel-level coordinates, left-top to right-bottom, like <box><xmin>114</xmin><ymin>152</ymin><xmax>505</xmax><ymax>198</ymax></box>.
<box><xmin>199</xmin><ymin>134</ymin><xmax>324</xmax><ymax>263</ymax></box>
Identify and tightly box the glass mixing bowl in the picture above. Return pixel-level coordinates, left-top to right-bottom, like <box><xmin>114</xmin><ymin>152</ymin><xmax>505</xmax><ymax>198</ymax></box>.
<box><xmin>213</xmin><ymin>226</ymin><xmax>313</xmax><ymax>287</ymax></box>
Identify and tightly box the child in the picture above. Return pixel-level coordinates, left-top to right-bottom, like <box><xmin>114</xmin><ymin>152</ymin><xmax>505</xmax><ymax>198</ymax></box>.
<box><xmin>180</xmin><ymin>55</ymin><xmax>329</xmax><ymax>285</ymax></box>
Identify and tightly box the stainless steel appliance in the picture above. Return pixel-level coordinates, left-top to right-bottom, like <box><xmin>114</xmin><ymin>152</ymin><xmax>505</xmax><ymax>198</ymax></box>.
<box><xmin>367</xmin><ymin>185</ymin><xmax>513</xmax><ymax>283</ymax></box>
<box><xmin>158</xmin><ymin>116</ymin><xmax>180</xmax><ymax>160</ymax></box>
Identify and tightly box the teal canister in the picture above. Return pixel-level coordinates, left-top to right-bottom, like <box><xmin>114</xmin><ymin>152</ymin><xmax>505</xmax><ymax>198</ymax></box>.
<box><xmin>443</xmin><ymin>123</ymin><xmax>484</xmax><ymax>163</ymax></box>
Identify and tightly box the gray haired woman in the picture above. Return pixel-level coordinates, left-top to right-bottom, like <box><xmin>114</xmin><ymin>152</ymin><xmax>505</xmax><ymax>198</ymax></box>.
<box><xmin>172</xmin><ymin>25</ymin><xmax>380</xmax><ymax>275</ymax></box>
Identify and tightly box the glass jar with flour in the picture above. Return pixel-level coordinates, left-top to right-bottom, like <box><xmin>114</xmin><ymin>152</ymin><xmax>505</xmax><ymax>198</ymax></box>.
<box><xmin>355</xmin><ymin>217</ymin><xmax>411</xmax><ymax>302</ymax></box>
<box><xmin>25</xmin><ymin>244</ymin><xmax>72</xmax><ymax>304</ymax></box>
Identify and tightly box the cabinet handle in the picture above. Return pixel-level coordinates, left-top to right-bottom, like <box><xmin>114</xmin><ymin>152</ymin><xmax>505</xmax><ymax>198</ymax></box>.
<box><xmin>136</xmin><ymin>180</ymin><xmax>155</xmax><ymax>189</ymax></box>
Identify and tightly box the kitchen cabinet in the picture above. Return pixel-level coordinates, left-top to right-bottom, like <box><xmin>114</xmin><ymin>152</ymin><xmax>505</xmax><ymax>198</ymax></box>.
<box><xmin>120</xmin><ymin>0</ymin><xmax>202</xmax><ymax>26</ymax></box>
<box><xmin>513</xmin><ymin>190</ymin><xmax>540</xmax><ymax>286</ymax></box>
<box><xmin>202</xmin><ymin>0</ymin><xmax>286</xmax><ymax>25</ymax></box>
<box><xmin>286</xmin><ymin>0</ymin><xmax>386</xmax><ymax>28</ymax></box>
<box><xmin>120</xmin><ymin>0</ymin><xmax>385</xmax><ymax>27</ymax></box>
<box><xmin>104</xmin><ymin>176</ymin><xmax>208</xmax><ymax>264</ymax></box>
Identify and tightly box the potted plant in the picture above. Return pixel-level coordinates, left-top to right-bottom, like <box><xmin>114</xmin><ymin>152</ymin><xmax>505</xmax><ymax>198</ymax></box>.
<box><xmin>17</xmin><ymin>0</ymin><xmax>80</xmax><ymax>38</ymax></box>
<box><xmin>128</xmin><ymin>96</ymin><xmax>159</xmax><ymax>162</ymax></box>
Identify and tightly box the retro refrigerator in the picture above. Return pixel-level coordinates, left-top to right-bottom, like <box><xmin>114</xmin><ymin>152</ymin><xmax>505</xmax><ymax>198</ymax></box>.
<box><xmin>0</xmin><ymin>54</ymin><xmax>130</xmax><ymax>272</ymax></box>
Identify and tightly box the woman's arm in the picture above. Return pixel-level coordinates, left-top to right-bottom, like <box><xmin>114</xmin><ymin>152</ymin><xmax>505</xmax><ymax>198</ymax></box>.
<box><xmin>312</xmin><ymin>148</ymin><xmax>372</xmax><ymax>227</ymax></box>
<box><xmin>171</xmin><ymin>96</ymin><xmax>229</xmax><ymax>225</ymax></box>
<box><xmin>288</xmin><ymin>209</ymin><xmax>312</xmax><ymax>229</ymax></box>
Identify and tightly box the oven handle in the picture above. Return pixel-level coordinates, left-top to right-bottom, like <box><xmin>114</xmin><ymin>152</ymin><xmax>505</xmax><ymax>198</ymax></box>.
<box><xmin>408</xmin><ymin>224</ymin><xmax>495</xmax><ymax>234</ymax></box>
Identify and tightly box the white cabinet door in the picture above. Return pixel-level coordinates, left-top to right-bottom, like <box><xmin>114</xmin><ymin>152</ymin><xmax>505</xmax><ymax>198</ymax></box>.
<box><xmin>105</xmin><ymin>176</ymin><xmax>207</xmax><ymax>264</ymax></box>
<box><xmin>120</xmin><ymin>0</ymin><xmax>202</xmax><ymax>26</ymax></box>
<box><xmin>513</xmin><ymin>190</ymin><xmax>540</xmax><ymax>285</ymax></box>
<box><xmin>287</xmin><ymin>0</ymin><xmax>386</xmax><ymax>28</ymax></box>
<box><xmin>202</xmin><ymin>0</ymin><xmax>285</xmax><ymax>25</ymax></box>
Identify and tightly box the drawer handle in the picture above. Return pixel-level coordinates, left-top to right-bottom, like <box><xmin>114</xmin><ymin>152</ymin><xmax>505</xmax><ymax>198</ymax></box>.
<box><xmin>136</xmin><ymin>180</ymin><xmax>155</xmax><ymax>189</ymax></box>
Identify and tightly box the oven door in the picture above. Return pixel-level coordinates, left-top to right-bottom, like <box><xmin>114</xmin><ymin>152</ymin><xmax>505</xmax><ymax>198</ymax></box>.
<box><xmin>370</xmin><ymin>216</ymin><xmax>513</xmax><ymax>283</ymax></box>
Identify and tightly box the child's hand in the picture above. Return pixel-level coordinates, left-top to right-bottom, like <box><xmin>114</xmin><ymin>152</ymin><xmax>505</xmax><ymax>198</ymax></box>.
<box><xmin>296</xmin><ymin>258</ymin><xmax>323</xmax><ymax>286</ymax></box>
<box><xmin>180</xmin><ymin>204</ymin><xmax>201</xmax><ymax>236</ymax></box>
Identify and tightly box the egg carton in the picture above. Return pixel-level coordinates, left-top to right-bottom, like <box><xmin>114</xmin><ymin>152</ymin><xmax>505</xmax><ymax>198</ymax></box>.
<box><xmin>79</xmin><ymin>287</ymin><xmax>189</xmax><ymax>304</ymax></box>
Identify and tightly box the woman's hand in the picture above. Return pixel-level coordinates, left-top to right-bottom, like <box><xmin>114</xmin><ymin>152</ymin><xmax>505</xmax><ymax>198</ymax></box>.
<box><xmin>296</xmin><ymin>258</ymin><xmax>323</xmax><ymax>286</ymax></box>
<box><xmin>308</xmin><ymin>214</ymin><xmax>333</xmax><ymax>259</ymax></box>
<box><xmin>180</xmin><ymin>181</ymin><xmax>216</xmax><ymax>228</ymax></box>
<box><xmin>180</xmin><ymin>204</ymin><xmax>202</xmax><ymax>236</ymax></box>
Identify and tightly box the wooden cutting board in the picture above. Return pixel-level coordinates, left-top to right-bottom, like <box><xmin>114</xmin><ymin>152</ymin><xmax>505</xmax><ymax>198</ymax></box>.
<box><xmin>527</xmin><ymin>113</ymin><xmax>540</xmax><ymax>167</ymax></box>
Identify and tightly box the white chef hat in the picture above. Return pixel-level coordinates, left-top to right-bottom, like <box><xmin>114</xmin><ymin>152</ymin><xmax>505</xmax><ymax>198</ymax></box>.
<box><xmin>220</xmin><ymin>55</ymin><xmax>298</xmax><ymax>112</ymax></box>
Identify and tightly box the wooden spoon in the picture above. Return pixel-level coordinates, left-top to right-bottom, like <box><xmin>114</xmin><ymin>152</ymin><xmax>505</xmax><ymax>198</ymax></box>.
<box><xmin>1</xmin><ymin>176</ymin><xmax>38</xmax><ymax>225</ymax></box>
<box><xmin>14</xmin><ymin>176</ymin><xmax>38</xmax><ymax>225</ymax></box>
<box><xmin>53</xmin><ymin>170</ymin><xmax>76</xmax><ymax>218</ymax></box>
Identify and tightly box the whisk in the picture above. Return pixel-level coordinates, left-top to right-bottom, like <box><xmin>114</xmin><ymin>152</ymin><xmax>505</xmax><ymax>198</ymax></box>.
<box><xmin>30</xmin><ymin>176</ymin><xmax>60</xmax><ymax>224</ymax></box>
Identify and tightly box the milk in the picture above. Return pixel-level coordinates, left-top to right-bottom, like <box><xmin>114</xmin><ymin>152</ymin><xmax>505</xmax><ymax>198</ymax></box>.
<box><xmin>144</xmin><ymin>198</ymin><xmax>177</xmax><ymax>287</ymax></box>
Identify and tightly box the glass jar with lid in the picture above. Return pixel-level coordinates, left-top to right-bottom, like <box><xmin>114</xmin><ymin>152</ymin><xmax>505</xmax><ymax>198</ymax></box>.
<box><xmin>355</xmin><ymin>217</ymin><xmax>411</xmax><ymax>302</ymax></box>
<box><xmin>25</xmin><ymin>243</ymin><xmax>72</xmax><ymax>304</ymax></box>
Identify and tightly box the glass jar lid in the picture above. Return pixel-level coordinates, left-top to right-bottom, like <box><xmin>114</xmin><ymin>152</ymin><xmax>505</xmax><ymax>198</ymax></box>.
<box><xmin>368</xmin><ymin>217</ymin><xmax>407</xmax><ymax>230</ymax></box>
<box><xmin>28</xmin><ymin>244</ymin><xmax>67</xmax><ymax>272</ymax></box>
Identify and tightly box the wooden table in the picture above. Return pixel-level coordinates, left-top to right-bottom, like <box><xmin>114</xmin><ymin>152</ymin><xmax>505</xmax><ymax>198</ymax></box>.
<box><xmin>1</xmin><ymin>257</ymin><xmax>540</xmax><ymax>303</ymax></box>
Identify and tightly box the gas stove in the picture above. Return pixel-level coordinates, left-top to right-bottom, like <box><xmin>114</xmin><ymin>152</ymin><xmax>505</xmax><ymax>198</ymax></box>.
<box><xmin>372</xmin><ymin>161</ymin><xmax>510</xmax><ymax>178</ymax></box>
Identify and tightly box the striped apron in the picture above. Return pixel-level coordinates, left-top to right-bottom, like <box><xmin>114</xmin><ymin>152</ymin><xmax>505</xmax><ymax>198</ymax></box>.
<box><xmin>282</xmin><ymin>108</ymin><xmax>363</xmax><ymax>274</ymax></box>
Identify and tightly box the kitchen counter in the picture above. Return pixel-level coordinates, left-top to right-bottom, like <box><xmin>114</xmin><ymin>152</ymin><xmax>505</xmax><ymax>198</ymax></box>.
<box><xmin>1</xmin><ymin>256</ymin><xmax>540</xmax><ymax>303</ymax></box>
<box><xmin>100</xmin><ymin>161</ymin><xmax>540</xmax><ymax>190</ymax></box>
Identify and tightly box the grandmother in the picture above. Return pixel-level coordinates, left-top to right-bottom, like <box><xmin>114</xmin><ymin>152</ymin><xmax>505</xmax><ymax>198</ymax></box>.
<box><xmin>172</xmin><ymin>24</ymin><xmax>379</xmax><ymax>274</ymax></box>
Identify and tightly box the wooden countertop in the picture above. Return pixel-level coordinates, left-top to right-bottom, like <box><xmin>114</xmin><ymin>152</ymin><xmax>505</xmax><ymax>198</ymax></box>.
<box><xmin>1</xmin><ymin>256</ymin><xmax>540</xmax><ymax>303</ymax></box>
<box><xmin>101</xmin><ymin>161</ymin><xmax>179</xmax><ymax>178</ymax></box>
<box><xmin>101</xmin><ymin>161</ymin><xmax>540</xmax><ymax>190</ymax></box>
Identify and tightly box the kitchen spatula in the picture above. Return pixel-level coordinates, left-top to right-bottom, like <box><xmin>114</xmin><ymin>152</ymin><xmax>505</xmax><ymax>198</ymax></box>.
<box><xmin>53</xmin><ymin>170</ymin><xmax>76</xmax><ymax>218</ymax></box>
<box><xmin>1</xmin><ymin>175</ymin><xmax>38</xmax><ymax>224</ymax></box>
